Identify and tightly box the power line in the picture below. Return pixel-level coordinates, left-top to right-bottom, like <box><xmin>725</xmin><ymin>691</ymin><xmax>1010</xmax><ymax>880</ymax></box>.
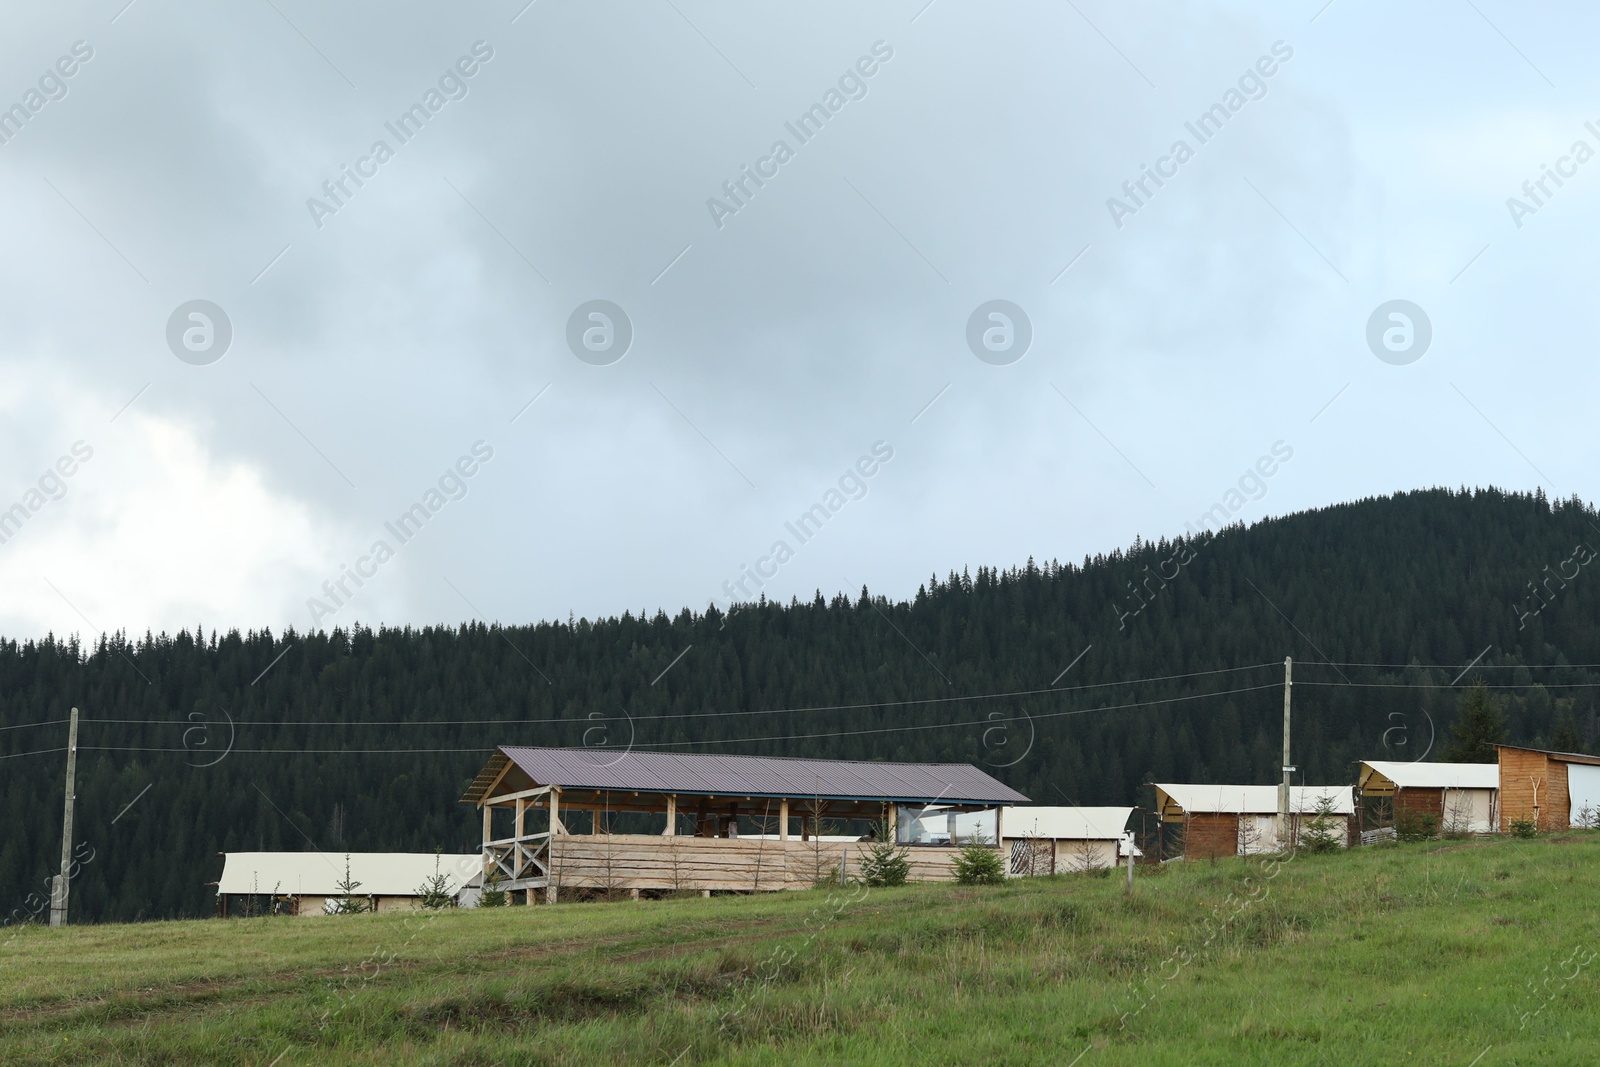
<box><xmin>0</xmin><ymin>746</ymin><xmax>67</xmax><ymax>761</ymax></box>
<box><xmin>73</xmin><ymin>681</ymin><xmax>1282</xmax><ymax>756</ymax></box>
<box><xmin>1298</xmin><ymin>680</ymin><xmax>1600</xmax><ymax>690</ymax></box>
<box><xmin>0</xmin><ymin>718</ymin><xmax>68</xmax><ymax>733</ymax></box>
<box><xmin>73</xmin><ymin>661</ymin><xmax>1283</xmax><ymax>730</ymax></box>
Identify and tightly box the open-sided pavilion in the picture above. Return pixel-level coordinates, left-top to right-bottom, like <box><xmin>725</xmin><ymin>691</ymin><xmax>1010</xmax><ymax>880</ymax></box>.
<box><xmin>460</xmin><ymin>746</ymin><xmax>1029</xmax><ymax>902</ymax></box>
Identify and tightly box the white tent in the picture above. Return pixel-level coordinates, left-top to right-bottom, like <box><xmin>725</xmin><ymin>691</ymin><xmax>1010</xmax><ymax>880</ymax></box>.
<box><xmin>216</xmin><ymin>852</ymin><xmax>480</xmax><ymax>915</ymax></box>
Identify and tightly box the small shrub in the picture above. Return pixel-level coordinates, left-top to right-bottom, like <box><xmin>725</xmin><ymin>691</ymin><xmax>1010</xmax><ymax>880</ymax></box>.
<box><xmin>859</xmin><ymin>821</ymin><xmax>911</xmax><ymax>887</ymax></box>
<box><xmin>329</xmin><ymin>855</ymin><xmax>369</xmax><ymax>914</ymax></box>
<box><xmin>1300</xmin><ymin>797</ymin><xmax>1344</xmax><ymax>854</ymax></box>
<box><xmin>952</xmin><ymin>835</ymin><xmax>1006</xmax><ymax>886</ymax></box>
<box><xmin>1395</xmin><ymin>809</ymin><xmax>1439</xmax><ymax>843</ymax></box>
<box><xmin>1509</xmin><ymin>819</ymin><xmax>1538</xmax><ymax>839</ymax></box>
<box><xmin>479</xmin><ymin>875</ymin><xmax>508</xmax><ymax>908</ymax></box>
<box><xmin>416</xmin><ymin>849</ymin><xmax>457</xmax><ymax>910</ymax></box>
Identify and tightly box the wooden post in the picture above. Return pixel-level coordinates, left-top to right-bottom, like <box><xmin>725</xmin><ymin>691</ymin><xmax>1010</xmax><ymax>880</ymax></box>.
<box><xmin>779</xmin><ymin>798</ymin><xmax>789</xmax><ymax>840</ymax></box>
<box><xmin>514</xmin><ymin>798</ymin><xmax>526</xmax><ymax>880</ymax></box>
<box><xmin>886</xmin><ymin>802</ymin><xmax>898</xmax><ymax>842</ymax></box>
<box><xmin>545</xmin><ymin>788</ymin><xmax>562</xmax><ymax>904</ymax></box>
<box><xmin>665</xmin><ymin>795</ymin><xmax>677</xmax><ymax>836</ymax></box>
<box><xmin>49</xmin><ymin>707</ymin><xmax>79</xmax><ymax>928</ymax></box>
<box><xmin>994</xmin><ymin>805</ymin><xmax>1004</xmax><ymax>847</ymax></box>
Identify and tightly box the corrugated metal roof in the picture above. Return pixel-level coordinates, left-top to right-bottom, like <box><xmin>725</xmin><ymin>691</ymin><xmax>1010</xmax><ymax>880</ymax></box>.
<box><xmin>1154</xmin><ymin>783</ymin><xmax>1355</xmax><ymax>816</ymax></box>
<box><xmin>464</xmin><ymin>747</ymin><xmax>1029</xmax><ymax>805</ymax></box>
<box><xmin>1360</xmin><ymin>761</ymin><xmax>1499</xmax><ymax>790</ymax></box>
<box><xmin>216</xmin><ymin>852</ymin><xmax>480</xmax><ymax>896</ymax></box>
<box><xmin>1000</xmin><ymin>806</ymin><xmax>1135</xmax><ymax>840</ymax></box>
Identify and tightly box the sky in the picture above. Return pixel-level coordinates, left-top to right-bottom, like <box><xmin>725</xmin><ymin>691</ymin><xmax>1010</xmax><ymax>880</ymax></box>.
<box><xmin>0</xmin><ymin>0</ymin><xmax>1594</xmax><ymax>640</ymax></box>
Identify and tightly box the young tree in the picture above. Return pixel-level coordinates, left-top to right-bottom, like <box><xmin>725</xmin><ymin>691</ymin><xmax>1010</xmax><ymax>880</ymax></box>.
<box><xmin>859</xmin><ymin>819</ymin><xmax>911</xmax><ymax>887</ymax></box>
<box><xmin>952</xmin><ymin>833</ymin><xmax>1006</xmax><ymax>886</ymax></box>
<box><xmin>478</xmin><ymin>874</ymin><xmax>508</xmax><ymax>908</ymax></box>
<box><xmin>1300</xmin><ymin>796</ymin><xmax>1344</xmax><ymax>853</ymax></box>
<box><xmin>415</xmin><ymin>849</ymin><xmax>456</xmax><ymax>910</ymax></box>
<box><xmin>329</xmin><ymin>855</ymin><xmax>368</xmax><ymax>914</ymax></box>
<box><xmin>1442</xmin><ymin>682</ymin><xmax>1508</xmax><ymax>763</ymax></box>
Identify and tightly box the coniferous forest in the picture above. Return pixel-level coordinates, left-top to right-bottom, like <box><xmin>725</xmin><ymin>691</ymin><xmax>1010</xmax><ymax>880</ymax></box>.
<box><xmin>3</xmin><ymin>486</ymin><xmax>1599</xmax><ymax>924</ymax></box>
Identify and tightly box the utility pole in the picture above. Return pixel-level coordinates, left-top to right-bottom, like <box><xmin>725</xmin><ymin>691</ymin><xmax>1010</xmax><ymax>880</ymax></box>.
<box><xmin>1280</xmin><ymin>658</ymin><xmax>1294</xmax><ymax>850</ymax></box>
<box><xmin>50</xmin><ymin>707</ymin><xmax>79</xmax><ymax>928</ymax></box>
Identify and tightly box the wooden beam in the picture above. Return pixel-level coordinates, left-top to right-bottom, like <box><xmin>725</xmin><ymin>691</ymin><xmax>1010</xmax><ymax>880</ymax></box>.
<box><xmin>550</xmin><ymin>786</ymin><xmax>563</xmax><ymax>836</ymax></box>
<box><xmin>779</xmin><ymin>798</ymin><xmax>789</xmax><ymax>841</ymax></box>
<box><xmin>665</xmin><ymin>795</ymin><xmax>677</xmax><ymax>837</ymax></box>
<box><xmin>484</xmin><ymin>784</ymin><xmax>553</xmax><ymax>806</ymax></box>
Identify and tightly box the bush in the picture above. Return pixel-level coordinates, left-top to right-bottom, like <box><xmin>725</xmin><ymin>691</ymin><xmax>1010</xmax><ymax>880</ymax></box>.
<box><xmin>859</xmin><ymin>822</ymin><xmax>911</xmax><ymax>887</ymax></box>
<box><xmin>1300</xmin><ymin>797</ymin><xmax>1344</xmax><ymax>854</ymax></box>
<box><xmin>952</xmin><ymin>836</ymin><xmax>1006</xmax><ymax>886</ymax></box>
<box><xmin>478</xmin><ymin>875</ymin><xmax>508</xmax><ymax>908</ymax></box>
<box><xmin>1395</xmin><ymin>809</ymin><xmax>1439</xmax><ymax>843</ymax></box>
<box><xmin>1510</xmin><ymin>819</ymin><xmax>1538</xmax><ymax>839</ymax></box>
<box><xmin>416</xmin><ymin>849</ymin><xmax>457</xmax><ymax>910</ymax></box>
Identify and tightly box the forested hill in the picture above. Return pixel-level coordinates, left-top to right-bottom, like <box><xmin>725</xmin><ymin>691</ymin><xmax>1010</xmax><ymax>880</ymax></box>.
<box><xmin>4</xmin><ymin>486</ymin><xmax>1599</xmax><ymax>923</ymax></box>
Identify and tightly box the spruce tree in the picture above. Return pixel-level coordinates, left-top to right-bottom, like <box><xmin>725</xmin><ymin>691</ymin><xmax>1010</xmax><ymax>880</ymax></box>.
<box><xmin>1442</xmin><ymin>682</ymin><xmax>1508</xmax><ymax>763</ymax></box>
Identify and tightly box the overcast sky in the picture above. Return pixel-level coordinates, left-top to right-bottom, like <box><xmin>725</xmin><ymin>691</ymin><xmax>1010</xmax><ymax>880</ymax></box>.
<box><xmin>0</xmin><ymin>0</ymin><xmax>1593</xmax><ymax>640</ymax></box>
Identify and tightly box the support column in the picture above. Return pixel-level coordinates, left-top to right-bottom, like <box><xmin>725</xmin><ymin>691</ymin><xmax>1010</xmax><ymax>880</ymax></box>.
<box><xmin>665</xmin><ymin>795</ymin><xmax>677</xmax><ymax>836</ymax></box>
<box><xmin>545</xmin><ymin>787</ymin><xmax>562</xmax><ymax>904</ymax></box>
<box><xmin>779</xmin><ymin>798</ymin><xmax>789</xmax><ymax>841</ymax></box>
<box><xmin>514</xmin><ymin>798</ymin><xmax>526</xmax><ymax>880</ymax></box>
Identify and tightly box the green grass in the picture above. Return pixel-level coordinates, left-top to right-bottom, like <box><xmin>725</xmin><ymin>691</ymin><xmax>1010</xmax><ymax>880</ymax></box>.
<box><xmin>3</xmin><ymin>834</ymin><xmax>1598</xmax><ymax>1065</ymax></box>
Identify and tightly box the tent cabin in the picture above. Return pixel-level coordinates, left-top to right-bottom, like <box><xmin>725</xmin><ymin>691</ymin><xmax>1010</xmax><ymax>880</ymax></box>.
<box><xmin>1152</xmin><ymin>784</ymin><xmax>1354</xmax><ymax>859</ymax></box>
<box><xmin>1495</xmin><ymin>744</ymin><xmax>1600</xmax><ymax>832</ymax></box>
<box><xmin>213</xmin><ymin>852</ymin><xmax>480</xmax><ymax>917</ymax></box>
<box><xmin>1357</xmin><ymin>760</ymin><xmax>1499</xmax><ymax>834</ymax></box>
<box><xmin>460</xmin><ymin>747</ymin><xmax>1029</xmax><ymax>902</ymax></box>
<box><xmin>988</xmin><ymin>806</ymin><xmax>1135</xmax><ymax>875</ymax></box>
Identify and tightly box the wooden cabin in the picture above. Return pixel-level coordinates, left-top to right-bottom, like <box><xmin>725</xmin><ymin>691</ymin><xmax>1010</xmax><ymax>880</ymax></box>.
<box><xmin>1495</xmin><ymin>744</ymin><xmax>1600</xmax><ymax>832</ymax></box>
<box><xmin>1357</xmin><ymin>760</ymin><xmax>1498</xmax><ymax>834</ymax></box>
<box><xmin>1152</xmin><ymin>784</ymin><xmax>1354</xmax><ymax>859</ymax></box>
<box><xmin>213</xmin><ymin>852</ymin><xmax>480</xmax><ymax>916</ymax></box>
<box><xmin>990</xmin><ymin>806</ymin><xmax>1135</xmax><ymax>875</ymax></box>
<box><xmin>459</xmin><ymin>747</ymin><xmax>1029</xmax><ymax>902</ymax></box>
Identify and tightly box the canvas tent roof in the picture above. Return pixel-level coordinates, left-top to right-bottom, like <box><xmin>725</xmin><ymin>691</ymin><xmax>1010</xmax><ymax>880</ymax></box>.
<box><xmin>1000</xmin><ymin>806</ymin><xmax>1134</xmax><ymax>840</ymax></box>
<box><xmin>1359</xmin><ymin>761</ymin><xmax>1499</xmax><ymax>791</ymax></box>
<box><xmin>1153</xmin><ymin>784</ymin><xmax>1354</xmax><ymax>818</ymax></box>
<box><xmin>460</xmin><ymin>747</ymin><xmax>1029</xmax><ymax>806</ymax></box>
<box><xmin>216</xmin><ymin>853</ymin><xmax>480</xmax><ymax>896</ymax></box>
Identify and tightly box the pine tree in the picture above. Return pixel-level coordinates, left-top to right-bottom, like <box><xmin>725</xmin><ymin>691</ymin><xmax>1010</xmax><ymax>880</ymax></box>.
<box><xmin>1552</xmin><ymin>713</ymin><xmax>1584</xmax><ymax>754</ymax></box>
<box><xmin>415</xmin><ymin>848</ymin><xmax>455</xmax><ymax>909</ymax></box>
<box><xmin>1443</xmin><ymin>682</ymin><xmax>1508</xmax><ymax>763</ymax></box>
<box><xmin>330</xmin><ymin>855</ymin><xmax>368</xmax><ymax>914</ymax></box>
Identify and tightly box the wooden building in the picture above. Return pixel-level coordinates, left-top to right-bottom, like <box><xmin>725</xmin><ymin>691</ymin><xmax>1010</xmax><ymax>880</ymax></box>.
<box><xmin>460</xmin><ymin>747</ymin><xmax>1029</xmax><ymax>902</ymax></box>
<box><xmin>1357</xmin><ymin>761</ymin><xmax>1498</xmax><ymax>834</ymax></box>
<box><xmin>991</xmin><ymin>807</ymin><xmax>1134</xmax><ymax>875</ymax></box>
<box><xmin>213</xmin><ymin>852</ymin><xmax>480</xmax><ymax>916</ymax></box>
<box><xmin>1495</xmin><ymin>744</ymin><xmax>1600</xmax><ymax>832</ymax></box>
<box><xmin>1152</xmin><ymin>784</ymin><xmax>1354</xmax><ymax>859</ymax></box>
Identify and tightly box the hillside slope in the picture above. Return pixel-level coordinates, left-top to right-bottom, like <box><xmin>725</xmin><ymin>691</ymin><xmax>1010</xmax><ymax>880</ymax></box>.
<box><xmin>3</xmin><ymin>486</ymin><xmax>1600</xmax><ymax>921</ymax></box>
<box><xmin>1</xmin><ymin>834</ymin><xmax>1596</xmax><ymax>1065</ymax></box>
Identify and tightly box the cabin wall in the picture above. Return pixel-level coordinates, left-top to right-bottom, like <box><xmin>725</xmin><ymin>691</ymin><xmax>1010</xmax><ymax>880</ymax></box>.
<box><xmin>543</xmin><ymin>835</ymin><xmax>966</xmax><ymax>892</ymax></box>
<box><xmin>1184</xmin><ymin>814</ymin><xmax>1239</xmax><ymax>860</ymax></box>
<box><xmin>1499</xmin><ymin>749</ymin><xmax>1565</xmax><ymax>831</ymax></box>
<box><xmin>1394</xmin><ymin>788</ymin><xmax>1443</xmax><ymax>824</ymax></box>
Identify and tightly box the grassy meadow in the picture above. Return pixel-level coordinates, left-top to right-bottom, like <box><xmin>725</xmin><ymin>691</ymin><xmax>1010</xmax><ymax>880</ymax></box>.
<box><xmin>2</xmin><ymin>833</ymin><xmax>1597</xmax><ymax>1065</ymax></box>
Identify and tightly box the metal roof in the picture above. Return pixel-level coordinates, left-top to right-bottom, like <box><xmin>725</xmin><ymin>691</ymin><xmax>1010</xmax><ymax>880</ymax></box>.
<box><xmin>461</xmin><ymin>746</ymin><xmax>1030</xmax><ymax>806</ymax></box>
<box><xmin>1153</xmin><ymin>783</ymin><xmax>1355</xmax><ymax>816</ymax></box>
<box><xmin>216</xmin><ymin>852</ymin><xmax>480</xmax><ymax>897</ymax></box>
<box><xmin>1359</xmin><ymin>761</ymin><xmax>1499</xmax><ymax>791</ymax></box>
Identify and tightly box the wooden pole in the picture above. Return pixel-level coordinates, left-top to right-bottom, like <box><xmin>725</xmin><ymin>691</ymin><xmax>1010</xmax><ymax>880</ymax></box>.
<box><xmin>779</xmin><ymin>798</ymin><xmax>789</xmax><ymax>840</ymax></box>
<box><xmin>664</xmin><ymin>795</ymin><xmax>677</xmax><ymax>836</ymax></box>
<box><xmin>1280</xmin><ymin>657</ymin><xmax>1293</xmax><ymax>847</ymax></box>
<box><xmin>49</xmin><ymin>707</ymin><xmax>79</xmax><ymax>928</ymax></box>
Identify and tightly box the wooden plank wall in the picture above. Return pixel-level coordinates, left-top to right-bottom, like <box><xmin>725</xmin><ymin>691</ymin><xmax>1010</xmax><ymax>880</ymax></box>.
<box><xmin>1395</xmin><ymin>789</ymin><xmax>1443</xmax><ymax>822</ymax></box>
<box><xmin>545</xmin><ymin>835</ymin><xmax>965</xmax><ymax>892</ymax></box>
<box><xmin>1499</xmin><ymin>748</ymin><xmax>1568</xmax><ymax>831</ymax></box>
<box><xmin>1184</xmin><ymin>814</ymin><xmax>1239</xmax><ymax>859</ymax></box>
